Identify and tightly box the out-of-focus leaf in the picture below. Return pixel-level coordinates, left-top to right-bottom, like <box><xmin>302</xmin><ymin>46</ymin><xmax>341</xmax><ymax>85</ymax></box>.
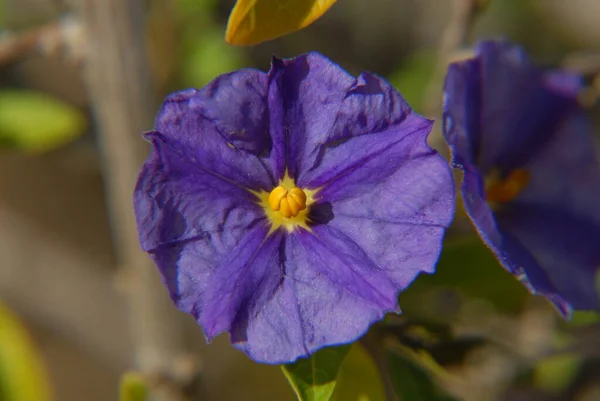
<box><xmin>226</xmin><ymin>0</ymin><xmax>338</xmax><ymax>46</ymax></box>
<box><xmin>596</xmin><ymin>268</ymin><xmax>600</xmax><ymax>302</ymax></box>
<box><xmin>175</xmin><ymin>0</ymin><xmax>217</xmax><ymax>17</ymax></box>
<box><xmin>386</xmin><ymin>346</ymin><xmax>458</xmax><ymax>401</ymax></box>
<box><xmin>0</xmin><ymin>302</ymin><xmax>52</xmax><ymax>401</ymax></box>
<box><xmin>332</xmin><ymin>343</ymin><xmax>386</xmax><ymax>401</ymax></box>
<box><xmin>181</xmin><ymin>31</ymin><xmax>246</xmax><ymax>87</ymax></box>
<box><xmin>388</xmin><ymin>51</ymin><xmax>436</xmax><ymax>113</ymax></box>
<box><xmin>534</xmin><ymin>353</ymin><xmax>581</xmax><ymax>392</ymax></box>
<box><xmin>400</xmin><ymin>238</ymin><xmax>530</xmax><ymax>319</ymax></box>
<box><xmin>569</xmin><ymin>311</ymin><xmax>600</xmax><ymax>327</ymax></box>
<box><xmin>0</xmin><ymin>90</ymin><xmax>85</xmax><ymax>152</ymax></box>
<box><xmin>119</xmin><ymin>372</ymin><xmax>148</xmax><ymax>401</ymax></box>
<box><xmin>282</xmin><ymin>344</ymin><xmax>350</xmax><ymax>401</ymax></box>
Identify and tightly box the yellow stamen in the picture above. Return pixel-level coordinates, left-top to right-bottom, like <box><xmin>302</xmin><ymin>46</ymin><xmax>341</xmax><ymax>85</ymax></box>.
<box><xmin>267</xmin><ymin>185</ymin><xmax>307</xmax><ymax>218</ymax></box>
<box><xmin>486</xmin><ymin>169</ymin><xmax>530</xmax><ymax>203</ymax></box>
<box><xmin>249</xmin><ymin>171</ymin><xmax>319</xmax><ymax>234</ymax></box>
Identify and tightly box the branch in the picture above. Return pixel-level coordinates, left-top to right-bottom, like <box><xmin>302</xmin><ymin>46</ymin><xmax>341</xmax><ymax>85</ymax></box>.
<box><xmin>76</xmin><ymin>0</ymin><xmax>198</xmax><ymax>399</ymax></box>
<box><xmin>0</xmin><ymin>17</ymin><xmax>84</xmax><ymax>65</ymax></box>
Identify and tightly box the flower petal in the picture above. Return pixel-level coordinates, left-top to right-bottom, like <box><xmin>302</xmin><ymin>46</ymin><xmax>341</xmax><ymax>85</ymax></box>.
<box><xmin>497</xmin><ymin>204</ymin><xmax>600</xmax><ymax>311</ymax></box>
<box><xmin>267</xmin><ymin>54</ymin><xmax>415</xmax><ymax>186</ymax></box>
<box><xmin>134</xmin><ymin>132</ymin><xmax>264</xmax><ymax>253</ymax></box>
<box><xmin>444</xmin><ymin>39</ymin><xmax>582</xmax><ymax>174</ymax></box>
<box><xmin>154</xmin><ymin>69</ymin><xmax>276</xmax><ymax>190</ymax></box>
<box><xmin>458</xmin><ymin>165</ymin><xmax>569</xmax><ymax>313</ymax></box>
<box><xmin>518</xmin><ymin>113</ymin><xmax>600</xmax><ymax>227</ymax></box>
<box><xmin>314</xmin><ymin>122</ymin><xmax>455</xmax><ymax>228</ymax></box>
<box><xmin>266</xmin><ymin>53</ymin><xmax>354</xmax><ymax>181</ymax></box>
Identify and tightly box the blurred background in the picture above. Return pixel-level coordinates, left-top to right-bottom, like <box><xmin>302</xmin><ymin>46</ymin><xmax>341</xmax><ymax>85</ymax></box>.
<box><xmin>0</xmin><ymin>0</ymin><xmax>599</xmax><ymax>400</ymax></box>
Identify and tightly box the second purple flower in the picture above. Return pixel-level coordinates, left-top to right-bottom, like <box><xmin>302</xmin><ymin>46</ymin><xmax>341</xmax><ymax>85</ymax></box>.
<box><xmin>443</xmin><ymin>39</ymin><xmax>600</xmax><ymax>315</ymax></box>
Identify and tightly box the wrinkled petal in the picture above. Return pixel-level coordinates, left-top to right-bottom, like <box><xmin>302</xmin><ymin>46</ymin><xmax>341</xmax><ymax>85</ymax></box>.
<box><xmin>459</xmin><ymin>164</ymin><xmax>569</xmax><ymax>311</ymax></box>
<box><xmin>444</xmin><ymin>40</ymin><xmax>582</xmax><ymax>174</ymax></box>
<box><xmin>267</xmin><ymin>54</ymin><xmax>413</xmax><ymax>187</ymax></box>
<box><xmin>154</xmin><ymin>69</ymin><xmax>276</xmax><ymax>190</ymax></box>
<box><xmin>134</xmin><ymin>132</ymin><xmax>265</xmax><ymax>253</ymax></box>
<box><xmin>518</xmin><ymin>113</ymin><xmax>600</xmax><ymax>226</ymax></box>
<box><xmin>443</xmin><ymin>39</ymin><xmax>600</xmax><ymax>314</ymax></box>
<box><xmin>313</xmin><ymin>119</ymin><xmax>454</xmax><ymax>227</ymax></box>
<box><xmin>497</xmin><ymin>204</ymin><xmax>600</xmax><ymax>310</ymax></box>
<box><xmin>266</xmin><ymin>53</ymin><xmax>354</xmax><ymax>181</ymax></box>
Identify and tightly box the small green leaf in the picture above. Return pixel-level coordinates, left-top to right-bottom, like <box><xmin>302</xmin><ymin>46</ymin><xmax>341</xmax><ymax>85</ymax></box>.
<box><xmin>226</xmin><ymin>0</ymin><xmax>338</xmax><ymax>45</ymax></box>
<box><xmin>332</xmin><ymin>343</ymin><xmax>386</xmax><ymax>401</ymax></box>
<box><xmin>119</xmin><ymin>372</ymin><xmax>148</xmax><ymax>401</ymax></box>
<box><xmin>534</xmin><ymin>353</ymin><xmax>582</xmax><ymax>392</ymax></box>
<box><xmin>0</xmin><ymin>302</ymin><xmax>53</xmax><ymax>401</ymax></box>
<box><xmin>386</xmin><ymin>348</ymin><xmax>457</xmax><ymax>401</ymax></box>
<box><xmin>0</xmin><ymin>90</ymin><xmax>85</xmax><ymax>152</ymax></box>
<box><xmin>282</xmin><ymin>344</ymin><xmax>350</xmax><ymax>401</ymax></box>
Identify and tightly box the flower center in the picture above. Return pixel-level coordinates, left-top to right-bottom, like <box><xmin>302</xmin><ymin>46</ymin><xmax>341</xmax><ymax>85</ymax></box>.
<box><xmin>485</xmin><ymin>169</ymin><xmax>530</xmax><ymax>203</ymax></box>
<box><xmin>268</xmin><ymin>185</ymin><xmax>307</xmax><ymax>218</ymax></box>
<box><xmin>250</xmin><ymin>172</ymin><xmax>319</xmax><ymax>234</ymax></box>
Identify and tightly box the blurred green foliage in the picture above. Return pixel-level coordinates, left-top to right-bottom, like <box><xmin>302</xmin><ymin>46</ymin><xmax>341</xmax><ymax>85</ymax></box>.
<box><xmin>534</xmin><ymin>353</ymin><xmax>582</xmax><ymax>393</ymax></box>
<box><xmin>387</xmin><ymin>51</ymin><xmax>436</xmax><ymax>114</ymax></box>
<box><xmin>333</xmin><ymin>343</ymin><xmax>386</xmax><ymax>401</ymax></box>
<box><xmin>0</xmin><ymin>302</ymin><xmax>52</xmax><ymax>401</ymax></box>
<box><xmin>386</xmin><ymin>348</ymin><xmax>457</xmax><ymax>401</ymax></box>
<box><xmin>400</xmin><ymin>237</ymin><xmax>530</xmax><ymax>320</ymax></box>
<box><xmin>173</xmin><ymin>0</ymin><xmax>246</xmax><ymax>88</ymax></box>
<box><xmin>282</xmin><ymin>344</ymin><xmax>350</xmax><ymax>401</ymax></box>
<box><xmin>0</xmin><ymin>90</ymin><xmax>85</xmax><ymax>152</ymax></box>
<box><xmin>119</xmin><ymin>372</ymin><xmax>148</xmax><ymax>401</ymax></box>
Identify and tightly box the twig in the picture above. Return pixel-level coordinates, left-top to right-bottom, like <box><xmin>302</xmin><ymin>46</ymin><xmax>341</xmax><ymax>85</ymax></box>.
<box><xmin>77</xmin><ymin>0</ymin><xmax>197</xmax><ymax>399</ymax></box>
<box><xmin>0</xmin><ymin>23</ymin><xmax>61</xmax><ymax>65</ymax></box>
<box><xmin>0</xmin><ymin>16</ymin><xmax>85</xmax><ymax>65</ymax></box>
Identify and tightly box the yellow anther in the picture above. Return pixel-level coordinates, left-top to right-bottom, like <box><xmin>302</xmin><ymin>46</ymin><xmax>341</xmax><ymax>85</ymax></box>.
<box><xmin>268</xmin><ymin>185</ymin><xmax>288</xmax><ymax>211</ymax></box>
<box><xmin>486</xmin><ymin>169</ymin><xmax>530</xmax><ymax>203</ymax></box>
<box><xmin>267</xmin><ymin>185</ymin><xmax>307</xmax><ymax>218</ymax></box>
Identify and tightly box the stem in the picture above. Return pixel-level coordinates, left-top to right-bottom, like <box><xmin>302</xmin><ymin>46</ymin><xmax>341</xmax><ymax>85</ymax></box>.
<box><xmin>78</xmin><ymin>0</ymin><xmax>196</xmax><ymax>399</ymax></box>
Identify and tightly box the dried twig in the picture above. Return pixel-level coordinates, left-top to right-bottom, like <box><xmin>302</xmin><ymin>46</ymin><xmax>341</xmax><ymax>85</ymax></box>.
<box><xmin>77</xmin><ymin>0</ymin><xmax>198</xmax><ymax>399</ymax></box>
<box><xmin>0</xmin><ymin>16</ymin><xmax>85</xmax><ymax>65</ymax></box>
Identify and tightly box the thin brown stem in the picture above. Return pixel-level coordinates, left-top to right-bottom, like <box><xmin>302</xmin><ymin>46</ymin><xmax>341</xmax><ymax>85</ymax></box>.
<box><xmin>77</xmin><ymin>0</ymin><xmax>198</xmax><ymax>399</ymax></box>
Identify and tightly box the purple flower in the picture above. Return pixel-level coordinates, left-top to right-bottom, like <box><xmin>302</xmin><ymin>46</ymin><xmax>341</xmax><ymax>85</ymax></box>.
<box><xmin>443</xmin><ymin>39</ymin><xmax>600</xmax><ymax>315</ymax></box>
<box><xmin>134</xmin><ymin>53</ymin><xmax>455</xmax><ymax>363</ymax></box>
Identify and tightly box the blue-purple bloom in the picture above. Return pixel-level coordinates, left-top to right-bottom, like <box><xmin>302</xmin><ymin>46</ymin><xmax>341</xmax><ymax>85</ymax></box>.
<box><xmin>443</xmin><ymin>39</ymin><xmax>600</xmax><ymax>315</ymax></box>
<box><xmin>134</xmin><ymin>52</ymin><xmax>455</xmax><ymax>363</ymax></box>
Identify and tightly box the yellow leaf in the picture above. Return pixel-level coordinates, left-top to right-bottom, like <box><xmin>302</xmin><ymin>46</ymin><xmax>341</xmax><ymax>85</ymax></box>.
<box><xmin>0</xmin><ymin>302</ymin><xmax>53</xmax><ymax>401</ymax></box>
<box><xmin>226</xmin><ymin>0</ymin><xmax>338</xmax><ymax>46</ymax></box>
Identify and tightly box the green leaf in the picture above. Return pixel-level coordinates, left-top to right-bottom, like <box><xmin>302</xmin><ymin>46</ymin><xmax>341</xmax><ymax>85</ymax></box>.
<box><xmin>119</xmin><ymin>372</ymin><xmax>148</xmax><ymax>401</ymax></box>
<box><xmin>282</xmin><ymin>344</ymin><xmax>350</xmax><ymax>401</ymax></box>
<box><xmin>386</xmin><ymin>348</ymin><xmax>457</xmax><ymax>401</ymax></box>
<box><xmin>0</xmin><ymin>302</ymin><xmax>53</xmax><ymax>401</ymax></box>
<box><xmin>225</xmin><ymin>0</ymin><xmax>338</xmax><ymax>45</ymax></box>
<box><xmin>534</xmin><ymin>353</ymin><xmax>582</xmax><ymax>392</ymax></box>
<box><xmin>400</xmin><ymin>238</ymin><xmax>530</xmax><ymax>319</ymax></box>
<box><xmin>0</xmin><ymin>90</ymin><xmax>85</xmax><ymax>152</ymax></box>
<box><xmin>332</xmin><ymin>343</ymin><xmax>386</xmax><ymax>401</ymax></box>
